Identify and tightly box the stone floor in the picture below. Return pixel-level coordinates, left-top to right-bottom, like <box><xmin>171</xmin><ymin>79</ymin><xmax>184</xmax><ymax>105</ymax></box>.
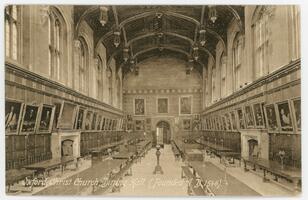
<box><xmin>106</xmin><ymin>145</ymin><xmax>296</xmax><ymax>197</ymax></box>
<box><xmin>8</xmin><ymin>145</ymin><xmax>298</xmax><ymax>196</ymax></box>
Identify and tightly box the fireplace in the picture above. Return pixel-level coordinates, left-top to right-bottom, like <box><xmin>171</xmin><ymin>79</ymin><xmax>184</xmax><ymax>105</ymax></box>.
<box><xmin>51</xmin><ymin>132</ymin><xmax>80</xmax><ymax>158</ymax></box>
<box><xmin>241</xmin><ymin>130</ymin><xmax>269</xmax><ymax>159</ymax></box>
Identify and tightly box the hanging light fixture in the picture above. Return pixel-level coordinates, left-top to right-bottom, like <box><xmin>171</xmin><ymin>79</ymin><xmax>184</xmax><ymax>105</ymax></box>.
<box><xmin>208</xmin><ymin>6</ymin><xmax>217</xmax><ymax>23</ymax></box>
<box><xmin>113</xmin><ymin>27</ymin><xmax>121</xmax><ymax>47</ymax></box>
<box><xmin>123</xmin><ymin>47</ymin><xmax>129</xmax><ymax>62</ymax></box>
<box><xmin>134</xmin><ymin>66</ymin><xmax>139</xmax><ymax>76</ymax></box>
<box><xmin>186</xmin><ymin>55</ymin><xmax>194</xmax><ymax>74</ymax></box>
<box><xmin>99</xmin><ymin>6</ymin><xmax>109</xmax><ymax>26</ymax></box>
<box><xmin>192</xmin><ymin>45</ymin><xmax>199</xmax><ymax>61</ymax></box>
<box><xmin>199</xmin><ymin>24</ymin><xmax>206</xmax><ymax>46</ymax></box>
<box><xmin>129</xmin><ymin>58</ymin><xmax>135</xmax><ymax>72</ymax></box>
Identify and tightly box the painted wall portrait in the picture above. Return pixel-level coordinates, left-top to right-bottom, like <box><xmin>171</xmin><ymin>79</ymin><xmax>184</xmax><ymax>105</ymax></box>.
<box><xmin>96</xmin><ymin>115</ymin><xmax>102</xmax><ymax>130</ymax></box>
<box><xmin>52</xmin><ymin>102</ymin><xmax>62</xmax><ymax>130</ymax></box>
<box><xmin>192</xmin><ymin>115</ymin><xmax>201</xmax><ymax>131</ymax></box>
<box><xmin>5</xmin><ymin>100</ymin><xmax>23</xmax><ymax>133</ymax></box>
<box><xmin>109</xmin><ymin>119</ymin><xmax>113</xmax><ymax>130</ymax></box>
<box><xmin>292</xmin><ymin>99</ymin><xmax>301</xmax><ymax>130</ymax></box>
<box><xmin>277</xmin><ymin>101</ymin><xmax>293</xmax><ymax>132</ymax></box>
<box><xmin>76</xmin><ymin>108</ymin><xmax>85</xmax><ymax>130</ymax></box>
<box><xmin>237</xmin><ymin>108</ymin><xmax>246</xmax><ymax>129</ymax></box>
<box><xmin>135</xmin><ymin>120</ymin><xmax>144</xmax><ymax>131</ymax></box>
<box><xmin>157</xmin><ymin>98</ymin><xmax>168</xmax><ymax>114</ymax></box>
<box><xmin>21</xmin><ymin>105</ymin><xmax>39</xmax><ymax>133</ymax></box>
<box><xmin>39</xmin><ymin>105</ymin><xmax>54</xmax><ymax>132</ymax></box>
<box><xmin>244</xmin><ymin>105</ymin><xmax>255</xmax><ymax>128</ymax></box>
<box><xmin>215</xmin><ymin>117</ymin><xmax>220</xmax><ymax>130</ymax></box>
<box><xmin>91</xmin><ymin>113</ymin><xmax>97</xmax><ymax>130</ymax></box>
<box><xmin>58</xmin><ymin>102</ymin><xmax>77</xmax><ymax>129</ymax></box>
<box><xmin>231</xmin><ymin>111</ymin><xmax>237</xmax><ymax>130</ymax></box>
<box><xmin>265</xmin><ymin>104</ymin><xmax>279</xmax><ymax>131</ymax></box>
<box><xmin>135</xmin><ymin>98</ymin><xmax>145</xmax><ymax>115</ymax></box>
<box><xmin>225</xmin><ymin>113</ymin><xmax>232</xmax><ymax>130</ymax></box>
<box><xmin>180</xmin><ymin>96</ymin><xmax>192</xmax><ymax>115</ymax></box>
<box><xmin>84</xmin><ymin>111</ymin><xmax>92</xmax><ymax>130</ymax></box>
<box><xmin>221</xmin><ymin>116</ymin><xmax>227</xmax><ymax>130</ymax></box>
<box><xmin>183</xmin><ymin>119</ymin><xmax>191</xmax><ymax>130</ymax></box>
<box><xmin>101</xmin><ymin>118</ymin><xmax>105</xmax><ymax>130</ymax></box>
<box><xmin>253</xmin><ymin>103</ymin><xmax>265</xmax><ymax>127</ymax></box>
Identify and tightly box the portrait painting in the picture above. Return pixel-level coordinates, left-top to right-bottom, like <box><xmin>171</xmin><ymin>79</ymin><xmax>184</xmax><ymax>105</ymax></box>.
<box><xmin>244</xmin><ymin>105</ymin><xmax>255</xmax><ymax>128</ymax></box>
<box><xmin>52</xmin><ymin>102</ymin><xmax>62</xmax><ymax>130</ymax></box>
<box><xmin>237</xmin><ymin>108</ymin><xmax>246</xmax><ymax>129</ymax></box>
<box><xmin>5</xmin><ymin>100</ymin><xmax>23</xmax><ymax>133</ymax></box>
<box><xmin>225</xmin><ymin>113</ymin><xmax>232</xmax><ymax>130</ymax></box>
<box><xmin>109</xmin><ymin>118</ymin><xmax>113</xmax><ymax>130</ymax></box>
<box><xmin>292</xmin><ymin>98</ymin><xmax>301</xmax><ymax>130</ymax></box>
<box><xmin>183</xmin><ymin>119</ymin><xmax>191</xmax><ymax>131</ymax></box>
<box><xmin>91</xmin><ymin>113</ymin><xmax>97</xmax><ymax>130</ymax></box>
<box><xmin>215</xmin><ymin>117</ymin><xmax>220</xmax><ymax>130</ymax></box>
<box><xmin>96</xmin><ymin>115</ymin><xmax>102</xmax><ymax>130</ymax></box>
<box><xmin>38</xmin><ymin>105</ymin><xmax>54</xmax><ymax>132</ymax></box>
<box><xmin>277</xmin><ymin>101</ymin><xmax>293</xmax><ymax>132</ymax></box>
<box><xmin>231</xmin><ymin>111</ymin><xmax>237</xmax><ymax>130</ymax></box>
<box><xmin>21</xmin><ymin>105</ymin><xmax>39</xmax><ymax>133</ymax></box>
<box><xmin>76</xmin><ymin>107</ymin><xmax>85</xmax><ymax>130</ymax></box>
<box><xmin>135</xmin><ymin>98</ymin><xmax>145</xmax><ymax>115</ymax></box>
<box><xmin>221</xmin><ymin>115</ymin><xmax>227</xmax><ymax>130</ymax></box>
<box><xmin>157</xmin><ymin>98</ymin><xmax>168</xmax><ymax>114</ymax></box>
<box><xmin>58</xmin><ymin>102</ymin><xmax>77</xmax><ymax>130</ymax></box>
<box><xmin>135</xmin><ymin>120</ymin><xmax>144</xmax><ymax>131</ymax></box>
<box><xmin>265</xmin><ymin>104</ymin><xmax>279</xmax><ymax>132</ymax></box>
<box><xmin>253</xmin><ymin>103</ymin><xmax>265</xmax><ymax>127</ymax></box>
<box><xmin>180</xmin><ymin>96</ymin><xmax>192</xmax><ymax>115</ymax></box>
<box><xmin>84</xmin><ymin>111</ymin><xmax>93</xmax><ymax>130</ymax></box>
<box><xmin>101</xmin><ymin>118</ymin><xmax>105</xmax><ymax>130</ymax></box>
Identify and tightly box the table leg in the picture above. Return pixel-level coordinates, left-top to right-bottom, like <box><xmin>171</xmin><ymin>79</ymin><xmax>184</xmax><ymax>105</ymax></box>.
<box><xmin>293</xmin><ymin>178</ymin><xmax>300</xmax><ymax>192</ymax></box>
<box><xmin>262</xmin><ymin>169</ymin><xmax>270</xmax><ymax>182</ymax></box>
<box><xmin>244</xmin><ymin>161</ymin><xmax>249</xmax><ymax>172</ymax></box>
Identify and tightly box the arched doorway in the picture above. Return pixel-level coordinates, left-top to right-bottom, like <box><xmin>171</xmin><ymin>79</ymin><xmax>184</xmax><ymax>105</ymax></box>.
<box><xmin>61</xmin><ymin>139</ymin><xmax>73</xmax><ymax>157</ymax></box>
<box><xmin>156</xmin><ymin>121</ymin><xmax>171</xmax><ymax>144</ymax></box>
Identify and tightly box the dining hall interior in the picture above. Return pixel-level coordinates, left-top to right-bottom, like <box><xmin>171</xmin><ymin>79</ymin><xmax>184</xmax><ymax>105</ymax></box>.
<box><xmin>4</xmin><ymin>4</ymin><xmax>301</xmax><ymax>197</ymax></box>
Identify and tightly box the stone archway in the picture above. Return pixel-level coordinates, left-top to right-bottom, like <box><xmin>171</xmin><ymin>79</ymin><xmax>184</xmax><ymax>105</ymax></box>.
<box><xmin>156</xmin><ymin>121</ymin><xmax>171</xmax><ymax>144</ymax></box>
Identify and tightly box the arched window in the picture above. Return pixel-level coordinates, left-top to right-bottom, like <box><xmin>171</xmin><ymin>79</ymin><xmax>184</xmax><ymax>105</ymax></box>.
<box><xmin>220</xmin><ymin>53</ymin><xmax>227</xmax><ymax>97</ymax></box>
<box><xmin>107</xmin><ymin>67</ymin><xmax>113</xmax><ymax>104</ymax></box>
<box><xmin>75</xmin><ymin>38</ymin><xmax>88</xmax><ymax>94</ymax></box>
<box><xmin>233</xmin><ymin>33</ymin><xmax>242</xmax><ymax>90</ymax></box>
<box><xmin>5</xmin><ymin>5</ymin><xmax>19</xmax><ymax>60</ymax></box>
<box><xmin>48</xmin><ymin>7</ymin><xmax>67</xmax><ymax>81</ymax></box>
<box><xmin>116</xmin><ymin>75</ymin><xmax>121</xmax><ymax>108</ymax></box>
<box><xmin>211</xmin><ymin>65</ymin><xmax>216</xmax><ymax>102</ymax></box>
<box><xmin>96</xmin><ymin>56</ymin><xmax>103</xmax><ymax>100</ymax></box>
<box><xmin>253</xmin><ymin>6</ymin><xmax>270</xmax><ymax>79</ymax></box>
<box><xmin>290</xmin><ymin>6</ymin><xmax>300</xmax><ymax>59</ymax></box>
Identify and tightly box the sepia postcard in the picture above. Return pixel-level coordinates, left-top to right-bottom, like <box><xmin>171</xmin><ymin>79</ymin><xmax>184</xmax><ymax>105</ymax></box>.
<box><xmin>3</xmin><ymin>2</ymin><xmax>302</xmax><ymax>198</ymax></box>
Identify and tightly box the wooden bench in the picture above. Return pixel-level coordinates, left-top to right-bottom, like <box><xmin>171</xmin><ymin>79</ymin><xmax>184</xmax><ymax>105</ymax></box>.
<box><xmin>188</xmin><ymin>161</ymin><xmax>260</xmax><ymax>196</ymax></box>
<box><xmin>242</xmin><ymin>156</ymin><xmax>301</xmax><ymax>192</ymax></box>
<box><xmin>24</xmin><ymin>156</ymin><xmax>76</xmax><ymax>179</ymax></box>
<box><xmin>6</xmin><ymin>168</ymin><xmax>35</xmax><ymax>193</ymax></box>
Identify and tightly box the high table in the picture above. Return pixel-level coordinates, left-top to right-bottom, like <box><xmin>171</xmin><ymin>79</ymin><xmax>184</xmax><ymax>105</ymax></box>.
<box><xmin>187</xmin><ymin>161</ymin><xmax>260</xmax><ymax>196</ymax></box>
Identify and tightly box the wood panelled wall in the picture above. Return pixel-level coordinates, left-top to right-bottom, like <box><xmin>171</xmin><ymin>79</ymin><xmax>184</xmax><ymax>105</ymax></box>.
<box><xmin>201</xmin><ymin>59</ymin><xmax>301</xmax><ymax>168</ymax></box>
<box><xmin>5</xmin><ymin>62</ymin><xmax>125</xmax><ymax>169</ymax></box>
